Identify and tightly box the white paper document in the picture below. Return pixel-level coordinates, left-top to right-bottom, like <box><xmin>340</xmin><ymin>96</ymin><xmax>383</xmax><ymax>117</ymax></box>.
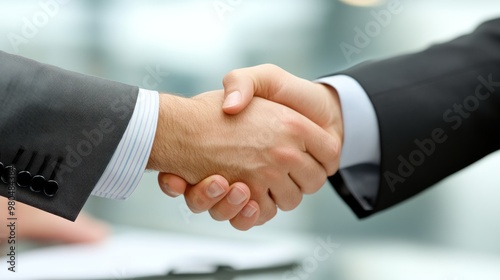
<box><xmin>0</xmin><ymin>229</ymin><xmax>310</xmax><ymax>279</ymax></box>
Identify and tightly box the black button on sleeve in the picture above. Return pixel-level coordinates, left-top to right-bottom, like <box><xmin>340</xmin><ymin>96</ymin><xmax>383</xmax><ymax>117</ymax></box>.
<box><xmin>44</xmin><ymin>180</ymin><xmax>58</xmax><ymax>197</ymax></box>
<box><xmin>30</xmin><ymin>175</ymin><xmax>46</xmax><ymax>193</ymax></box>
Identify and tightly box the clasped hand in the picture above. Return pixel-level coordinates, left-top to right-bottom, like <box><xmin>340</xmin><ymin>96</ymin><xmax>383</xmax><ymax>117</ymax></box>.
<box><xmin>147</xmin><ymin>64</ymin><xmax>344</xmax><ymax>230</ymax></box>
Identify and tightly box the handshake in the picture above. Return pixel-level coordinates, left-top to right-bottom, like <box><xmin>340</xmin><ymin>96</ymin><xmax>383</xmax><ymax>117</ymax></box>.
<box><xmin>147</xmin><ymin>64</ymin><xmax>344</xmax><ymax>230</ymax></box>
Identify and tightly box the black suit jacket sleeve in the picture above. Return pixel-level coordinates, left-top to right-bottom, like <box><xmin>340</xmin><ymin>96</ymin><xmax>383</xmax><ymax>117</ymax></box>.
<box><xmin>0</xmin><ymin>51</ymin><xmax>139</xmax><ymax>221</ymax></box>
<box><xmin>329</xmin><ymin>18</ymin><xmax>500</xmax><ymax>218</ymax></box>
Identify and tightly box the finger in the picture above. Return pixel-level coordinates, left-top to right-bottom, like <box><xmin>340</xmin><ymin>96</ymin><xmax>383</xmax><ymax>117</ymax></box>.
<box><xmin>289</xmin><ymin>152</ymin><xmax>328</xmax><ymax>195</ymax></box>
<box><xmin>209</xmin><ymin>182</ymin><xmax>251</xmax><ymax>221</ymax></box>
<box><xmin>184</xmin><ymin>175</ymin><xmax>231</xmax><ymax>213</ymax></box>
<box><xmin>158</xmin><ymin>173</ymin><xmax>189</xmax><ymax>197</ymax></box>
<box><xmin>253</xmin><ymin>189</ymin><xmax>278</xmax><ymax>225</ymax></box>
<box><xmin>296</xmin><ymin>114</ymin><xmax>342</xmax><ymax>176</ymax></box>
<box><xmin>264</xmin><ymin>173</ymin><xmax>303</xmax><ymax>212</ymax></box>
<box><xmin>229</xmin><ymin>200</ymin><xmax>260</xmax><ymax>231</ymax></box>
<box><xmin>222</xmin><ymin>64</ymin><xmax>281</xmax><ymax>114</ymax></box>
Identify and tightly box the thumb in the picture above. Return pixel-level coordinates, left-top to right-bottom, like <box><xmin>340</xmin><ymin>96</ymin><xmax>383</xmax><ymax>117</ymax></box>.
<box><xmin>222</xmin><ymin>64</ymin><xmax>287</xmax><ymax>115</ymax></box>
<box><xmin>221</xmin><ymin>64</ymin><xmax>308</xmax><ymax>115</ymax></box>
<box><xmin>222</xmin><ymin>69</ymin><xmax>258</xmax><ymax>115</ymax></box>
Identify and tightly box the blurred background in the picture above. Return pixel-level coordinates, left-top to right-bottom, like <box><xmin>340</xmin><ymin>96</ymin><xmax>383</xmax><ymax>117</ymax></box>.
<box><xmin>2</xmin><ymin>0</ymin><xmax>500</xmax><ymax>279</ymax></box>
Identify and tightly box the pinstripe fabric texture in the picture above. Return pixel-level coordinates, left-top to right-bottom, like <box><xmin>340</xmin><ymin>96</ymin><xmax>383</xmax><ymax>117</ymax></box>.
<box><xmin>92</xmin><ymin>89</ymin><xmax>159</xmax><ymax>199</ymax></box>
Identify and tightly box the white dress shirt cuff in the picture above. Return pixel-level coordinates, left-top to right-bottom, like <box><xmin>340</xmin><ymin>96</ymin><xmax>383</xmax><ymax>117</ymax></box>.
<box><xmin>316</xmin><ymin>75</ymin><xmax>381</xmax><ymax>210</ymax></box>
<box><xmin>91</xmin><ymin>89</ymin><xmax>159</xmax><ymax>200</ymax></box>
<box><xmin>316</xmin><ymin>75</ymin><xmax>380</xmax><ymax>168</ymax></box>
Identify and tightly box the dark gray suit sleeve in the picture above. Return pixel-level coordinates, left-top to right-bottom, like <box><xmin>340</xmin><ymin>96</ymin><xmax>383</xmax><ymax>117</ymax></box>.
<box><xmin>0</xmin><ymin>51</ymin><xmax>139</xmax><ymax>221</ymax></box>
<box><xmin>328</xmin><ymin>18</ymin><xmax>500</xmax><ymax>218</ymax></box>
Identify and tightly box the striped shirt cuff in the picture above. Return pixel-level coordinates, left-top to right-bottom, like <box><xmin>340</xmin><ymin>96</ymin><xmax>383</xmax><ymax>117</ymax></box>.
<box><xmin>91</xmin><ymin>89</ymin><xmax>159</xmax><ymax>200</ymax></box>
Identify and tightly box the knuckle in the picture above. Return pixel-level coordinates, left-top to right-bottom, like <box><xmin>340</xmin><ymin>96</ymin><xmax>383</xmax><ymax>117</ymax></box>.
<box><xmin>323</xmin><ymin>137</ymin><xmax>341</xmax><ymax>176</ymax></box>
<box><xmin>223</xmin><ymin>70</ymin><xmax>240</xmax><ymax>86</ymax></box>
<box><xmin>286</xmin><ymin>120</ymin><xmax>310</xmax><ymax>143</ymax></box>
<box><xmin>251</xmin><ymin>189</ymin><xmax>269</xmax><ymax>202</ymax></box>
<box><xmin>329</xmin><ymin>137</ymin><xmax>341</xmax><ymax>156</ymax></box>
<box><xmin>279</xmin><ymin>194</ymin><xmax>302</xmax><ymax>212</ymax></box>
<box><xmin>258</xmin><ymin>168</ymin><xmax>282</xmax><ymax>185</ymax></box>
<box><xmin>303</xmin><ymin>174</ymin><xmax>327</xmax><ymax>195</ymax></box>
<box><xmin>283</xmin><ymin>114</ymin><xmax>303</xmax><ymax>132</ymax></box>
<box><xmin>259</xmin><ymin>205</ymin><xmax>278</xmax><ymax>223</ymax></box>
<box><xmin>327</xmin><ymin>154</ymin><xmax>340</xmax><ymax>176</ymax></box>
<box><xmin>273</xmin><ymin>147</ymin><xmax>301</xmax><ymax>166</ymax></box>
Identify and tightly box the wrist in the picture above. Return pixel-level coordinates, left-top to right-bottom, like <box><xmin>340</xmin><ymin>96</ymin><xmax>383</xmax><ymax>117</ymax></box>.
<box><xmin>147</xmin><ymin>93</ymin><xmax>188</xmax><ymax>173</ymax></box>
<box><xmin>147</xmin><ymin>93</ymin><xmax>215</xmax><ymax>184</ymax></box>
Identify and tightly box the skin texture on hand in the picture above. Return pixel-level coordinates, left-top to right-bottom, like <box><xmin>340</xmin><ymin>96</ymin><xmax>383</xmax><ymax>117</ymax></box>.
<box><xmin>222</xmin><ymin>64</ymin><xmax>343</xmax><ymax>140</ymax></box>
<box><xmin>158</xmin><ymin>65</ymin><xmax>344</xmax><ymax>230</ymax></box>
<box><xmin>148</xmin><ymin>90</ymin><xmax>339</xmax><ymax>225</ymax></box>
<box><xmin>0</xmin><ymin>196</ymin><xmax>108</xmax><ymax>245</ymax></box>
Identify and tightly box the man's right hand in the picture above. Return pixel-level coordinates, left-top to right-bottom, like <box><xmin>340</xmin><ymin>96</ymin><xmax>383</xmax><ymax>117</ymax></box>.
<box><xmin>147</xmin><ymin>89</ymin><xmax>339</xmax><ymax>226</ymax></box>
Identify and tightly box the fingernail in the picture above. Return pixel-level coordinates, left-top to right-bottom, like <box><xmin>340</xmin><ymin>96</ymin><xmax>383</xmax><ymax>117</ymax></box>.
<box><xmin>223</xmin><ymin>91</ymin><xmax>242</xmax><ymax>108</ymax></box>
<box><xmin>241</xmin><ymin>204</ymin><xmax>258</xmax><ymax>218</ymax></box>
<box><xmin>227</xmin><ymin>186</ymin><xmax>247</xmax><ymax>205</ymax></box>
<box><xmin>207</xmin><ymin>181</ymin><xmax>225</xmax><ymax>198</ymax></box>
<box><xmin>163</xmin><ymin>183</ymin><xmax>181</xmax><ymax>197</ymax></box>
